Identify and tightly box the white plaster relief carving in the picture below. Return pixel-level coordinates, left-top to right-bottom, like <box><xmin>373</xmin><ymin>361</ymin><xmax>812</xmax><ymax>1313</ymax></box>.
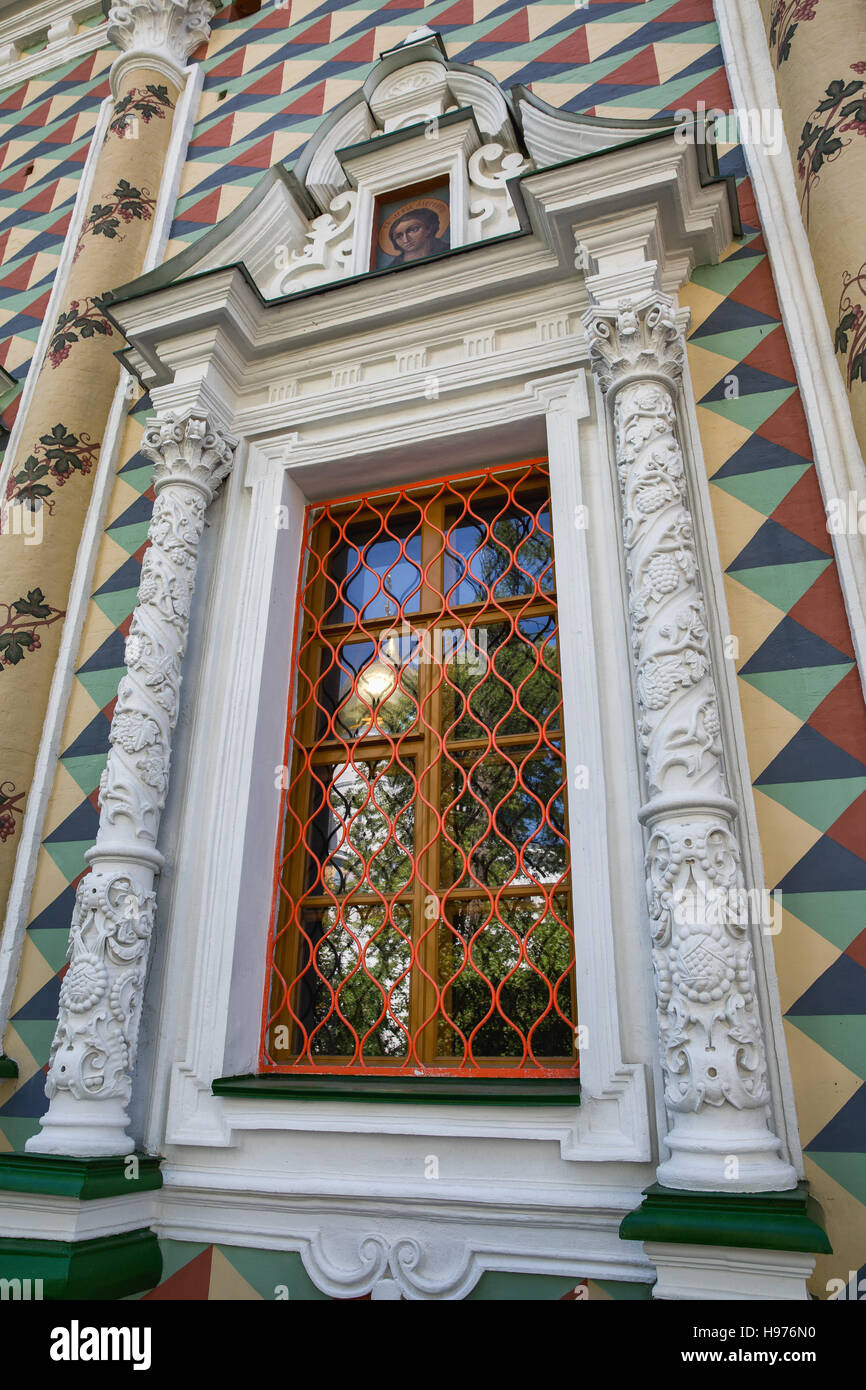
<box><xmin>369</xmin><ymin>61</ymin><xmax>449</xmax><ymax>132</ymax></box>
<box><xmin>27</xmin><ymin>410</ymin><xmax>237</xmax><ymax>1156</ymax></box>
<box><xmin>332</xmin><ymin>364</ymin><xmax>362</xmax><ymax>390</ymax></box>
<box><xmin>396</xmin><ymin>348</ymin><xmax>427</xmax><ymax>374</ymax></box>
<box><xmin>275</xmin><ymin>190</ymin><xmax>357</xmax><ymax>297</ymax></box>
<box><xmin>583</xmin><ymin>294</ymin><xmax>796</xmax><ymax>1192</ymax></box>
<box><xmin>45</xmin><ymin>872</ymin><xmax>156</xmax><ymax>1107</ymax></box>
<box><xmin>107</xmin><ymin>0</ymin><xmax>218</xmax><ymax>65</ymax></box>
<box><xmin>463</xmin><ymin>331</ymin><xmax>495</xmax><ymax>359</ymax></box>
<box><xmin>466</xmin><ymin>142</ymin><xmax>530</xmax><ymax>242</ymax></box>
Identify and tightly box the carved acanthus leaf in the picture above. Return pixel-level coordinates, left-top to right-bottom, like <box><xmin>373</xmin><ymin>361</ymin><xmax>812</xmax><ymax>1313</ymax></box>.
<box><xmin>107</xmin><ymin>0</ymin><xmax>219</xmax><ymax>63</ymax></box>
<box><xmin>583</xmin><ymin>294</ymin><xmax>685</xmax><ymax>393</ymax></box>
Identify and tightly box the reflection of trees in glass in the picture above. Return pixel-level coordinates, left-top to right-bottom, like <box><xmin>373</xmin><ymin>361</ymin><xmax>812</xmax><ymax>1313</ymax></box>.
<box><xmin>445</xmin><ymin>494</ymin><xmax>554</xmax><ymax>607</ymax></box>
<box><xmin>306</xmin><ymin>759</ymin><xmax>414</xmax><ymax>894</ymax></box>
<box><xmin>440</xmin><ymin>748</ymin><xmax>567</xmax><ymax>890</ymax></box>
<box><xmin>438</xmin><ymin>896</ymin><xmax>573</xmax><ymax>1058</ymax></box>
<box><xmin>443</xmin><ymin>616</ymin><xmax>560</xmax><ymax>741</ymax></box>
<box><xmin>299</xmin><ymin>904</ymin><xmax>411</xmax><ymax>1057</ymax></box>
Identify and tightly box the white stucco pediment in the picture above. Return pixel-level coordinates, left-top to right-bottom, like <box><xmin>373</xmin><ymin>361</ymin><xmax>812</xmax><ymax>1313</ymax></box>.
<box><xmin>103</xmin><ymin>28</ymin><xmax>738</xmax><ymax>313</ymax></box>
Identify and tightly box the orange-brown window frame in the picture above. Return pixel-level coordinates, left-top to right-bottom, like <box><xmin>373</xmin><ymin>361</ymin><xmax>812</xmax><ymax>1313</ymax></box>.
<box><xmin>261</xmin><ymin>457</ymin><xmax>579</xmax><ymax>1078</ymax></box>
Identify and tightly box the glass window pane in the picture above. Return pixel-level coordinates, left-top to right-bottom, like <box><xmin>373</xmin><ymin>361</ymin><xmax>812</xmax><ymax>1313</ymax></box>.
<box><xmin>306</xmin><ymin>757</ymin><xmax>415</xmax><ymax>895</ymax></box>
<box><xmin>441</xmin><ymin>615</ymin><xmax>561</xmax><ymax>742</ymax></box>
<box><xmin>439</xmin><ymin>745</ymin><xmax>567</xmax><ymax>890</ymax></box>
<box><xmin>322</xmin><ymin>515</ymin><xmax>422</xmax><ymax>625</ymax></box>
<box><xmin>296</xmin><ymin>903</ymin><xmax>412</xmax><ymax>1058</ymax></box>
<box><xmin>437</xmin><ymin>895</ymin><xmax>574</xmax><ymax>1059</ymax></box>
<box><xmin>444</xmin><ymin>491</ymin><xmax>554</xmax><ymax>608</ymax></box>
<box><xmin>317</xmin><ymin>635</ymin><xmax>420</xmax><ymax>741</ymax></box>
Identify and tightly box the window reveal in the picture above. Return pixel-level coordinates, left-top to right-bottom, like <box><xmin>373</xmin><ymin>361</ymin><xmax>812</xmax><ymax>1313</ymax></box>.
<box><xmin>263</xmin><ymin>459</ymin><xmax>579</xmax><ymax>1075</ymax></box>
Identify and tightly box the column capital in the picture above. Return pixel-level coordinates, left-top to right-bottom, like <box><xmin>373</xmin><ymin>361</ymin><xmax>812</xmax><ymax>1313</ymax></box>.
<box><xmin>107</xmin><ymin>0</ymin><xmax>221</xmax><ymax>90</ymax></box>
<box><xmin>141</xmin><ymin>409</ymin><xmax>237</xmax><ymax>504</ymax></box>
<box><xmin>582</xmin><ymin>292</ymin><xmax>685</xmax><ymax>395</ymax></box>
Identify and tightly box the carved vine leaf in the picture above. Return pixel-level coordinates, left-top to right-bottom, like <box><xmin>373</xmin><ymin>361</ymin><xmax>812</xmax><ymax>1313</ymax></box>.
<box><xmin>6</xmin><ymin>423</ymin><xmax>100</xmax><ymax>511</ymax></box>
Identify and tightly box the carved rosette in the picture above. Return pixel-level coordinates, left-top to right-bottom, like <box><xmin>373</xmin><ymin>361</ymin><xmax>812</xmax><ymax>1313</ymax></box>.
<box><xmin>28</xmin><ymin>410</ymin><xmax>237</xmax><ymax>1156</ymax></box>
<box><xmin>584</xmin><ymin>294</ymin><xmax>794</xmax><ymax>1190</ymax></box>
<box><xmin>107</xmin><ymin>0</ymin><xmax>219</xmax><ymax>64</ymax></box>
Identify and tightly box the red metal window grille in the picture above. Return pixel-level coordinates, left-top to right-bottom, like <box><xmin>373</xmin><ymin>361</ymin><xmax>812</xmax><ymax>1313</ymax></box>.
<box><xmin>262</xmin><ymin>457</ymin><xmax>579</xmax><ymax>1077</ymax></box>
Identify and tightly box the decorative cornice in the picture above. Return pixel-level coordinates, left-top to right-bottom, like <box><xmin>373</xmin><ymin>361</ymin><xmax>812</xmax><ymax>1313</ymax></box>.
<box><xmin>0</xmin><ymin>6</ymin><xmax>109</xmax><ymax>93</ymax></box>
<box><xmin>582</xmin><ymin>293</ymin><xmax>685</xmax><ymax>394</ymax></box>
<box><xmin>107</xmin><ymin>0</ymin><xmax>219</xmax><ymax>89</ymax></box>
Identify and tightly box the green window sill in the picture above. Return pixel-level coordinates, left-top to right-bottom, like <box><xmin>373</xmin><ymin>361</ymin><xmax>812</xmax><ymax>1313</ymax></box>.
<box><xmin>212</xmin><ymin>1073</ymin><xmax>581</xmax><ymax>1107</ymax></box>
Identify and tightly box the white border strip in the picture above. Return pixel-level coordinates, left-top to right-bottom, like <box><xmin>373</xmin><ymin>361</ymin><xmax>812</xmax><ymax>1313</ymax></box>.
<box><xmin>0</xmin><ymin>62</ymin><xmax>204</xmax><ymax>1041</ymax></box>
<box><xmin>715</xmin><ymin>0</ymin><xmax>866</xmax><ymax>693</ymax></box>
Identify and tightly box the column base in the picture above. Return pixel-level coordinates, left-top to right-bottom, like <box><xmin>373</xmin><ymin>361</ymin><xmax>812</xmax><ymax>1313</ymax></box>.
<box><xmin>0</xmin><ymin>1054</ymin><xmax>18</xmax><ymax>1078</ymax></box>
<box><xmin>643</xmin><ymin>1242</ymin><xmax>816</xmax><ymax>1300</ymax></box>
<box><xmin>621</xmin><ymin>1183</ymin><xmax>831</xmax><ymax>1301</ymax></box>
<box><xmin>0</xmin><ymin>1153</ymin><xmax>162</xmax><ymax>1299</ymax></box>
<box><xmin>26</xmin><ymin>1094</ymin><xmax>134</xmax><ymax>1156</ymax></box>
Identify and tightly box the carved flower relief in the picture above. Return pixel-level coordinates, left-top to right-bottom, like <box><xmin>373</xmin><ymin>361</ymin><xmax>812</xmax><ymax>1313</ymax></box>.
<box><xmin>59</xmin><ymin>953</ymin><xmax>109</xmax><ymax>1013</ymax></box>
<box><xmin>107</xmin><ymin>888</ymin><xmax>154</xmax><ymax>964</ymax></box>
<box><xmin>137</xmin><ymin>750</ymin><xmax>168</xmax><ymax>798</ymax></box>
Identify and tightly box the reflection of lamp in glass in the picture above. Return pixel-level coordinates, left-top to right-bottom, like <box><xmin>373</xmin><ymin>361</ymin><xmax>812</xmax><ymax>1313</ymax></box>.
<box><xmin>357</xmin><ymin>655</ymin><xmax>396</xmax><ymax>710</ymax></box>
<box><xmin>356</xmin><ymin>600</ymin><xmax>399</xmax><ymax>713</ymax></box>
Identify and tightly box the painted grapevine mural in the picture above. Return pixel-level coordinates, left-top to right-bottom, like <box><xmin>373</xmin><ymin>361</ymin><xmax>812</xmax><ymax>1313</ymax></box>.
<box><xmin>768</xmin><ymin>0</ymin><xmax>818</xmax><ymax>68</ymax></box>
<box><xmin>797</xmin><ymin>69</ymin><xmax>866</xmax><ymax>228</ymax></box>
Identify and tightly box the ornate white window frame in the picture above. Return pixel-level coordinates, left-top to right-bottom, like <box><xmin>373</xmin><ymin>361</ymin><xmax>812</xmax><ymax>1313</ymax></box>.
<box><xmin>25</xmin><ymin>40</ymin><xmax>809</xmax><ymax>1293</ymax></box>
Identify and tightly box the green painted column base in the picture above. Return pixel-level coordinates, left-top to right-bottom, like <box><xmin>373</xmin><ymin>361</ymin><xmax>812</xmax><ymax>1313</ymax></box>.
<box><xmin>620</xmin><ymin>1182</ymin><xmax>832</xmax><ymax>1254</ymax></box>
<box><xmin>0</xmin><ymin>1228</ymin><xmax>161</xmax><ymax>1300</ymax></box>
<box><xmin>0</xmin><ymin>1054</ymin><xmax>18</xmax><ymax>1078</ymax></box>
<box><xmin>0</xmin><ymin>1153</ymin><xmax>163</xmax><ymax>1299</ymax></box>
<box><xmin>0</xmin><ymin>1151</ymin><xmax>162</xmax><ymax>1199</ymax></box>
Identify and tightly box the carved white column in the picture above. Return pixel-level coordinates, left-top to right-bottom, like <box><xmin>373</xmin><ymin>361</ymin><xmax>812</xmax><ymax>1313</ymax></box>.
<box><xmin>107</xmin><ymin>0</ymin><xmax>220</xmax><ymax>91</ymax></box>
<box><xmin>27</xmin><ymin>411</ymin><xmax>237</xmax><ymax>1156</ymax></box>
<box><xmin>583</xmin><ymin>293</ymin><xmax>796</xmax><ymax>1193</ymax></box>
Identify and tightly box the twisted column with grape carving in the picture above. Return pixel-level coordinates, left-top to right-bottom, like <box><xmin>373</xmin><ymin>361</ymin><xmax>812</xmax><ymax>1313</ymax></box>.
<box><xmin>583</xmin><ymin>293</ymin><xmax>796</xmax><ymax>1192</ymax></box>
<box><xmin>27</xmin><ymin>411</ymin><xmax>236</xmax><ymax>1156</ymax></box>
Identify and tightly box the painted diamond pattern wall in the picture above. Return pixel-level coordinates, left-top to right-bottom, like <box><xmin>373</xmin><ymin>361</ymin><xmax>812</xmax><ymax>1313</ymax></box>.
<box><xmin>0</xmin><ymin>0</ymin><xmax>863</xmax><ymax>1300</ymax></box>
